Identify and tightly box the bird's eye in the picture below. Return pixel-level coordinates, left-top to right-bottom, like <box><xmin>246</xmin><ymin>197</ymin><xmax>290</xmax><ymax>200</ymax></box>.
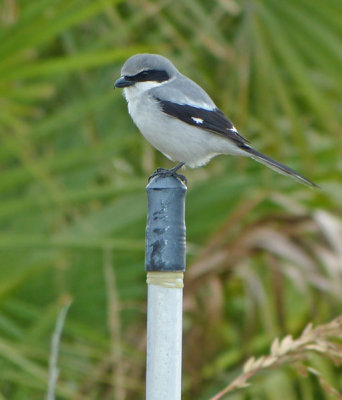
<box><xmin>140</xmin><ymin>71</ymin><xmax>150</xmax><ymax>77</ymax></box>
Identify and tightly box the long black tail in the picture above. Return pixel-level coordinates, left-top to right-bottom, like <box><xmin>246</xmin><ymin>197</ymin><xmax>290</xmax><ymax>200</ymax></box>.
<box><xmin>241</xmin><ymin>145</ymin><xmax>319</xmax><ymax>188</ymax></box>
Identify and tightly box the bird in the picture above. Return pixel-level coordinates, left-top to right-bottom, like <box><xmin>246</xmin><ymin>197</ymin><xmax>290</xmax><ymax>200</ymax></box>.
<box><xmin>114</xmin><ymin>53</ymin><xmax>317</xmax><ymax>187</ymax></box>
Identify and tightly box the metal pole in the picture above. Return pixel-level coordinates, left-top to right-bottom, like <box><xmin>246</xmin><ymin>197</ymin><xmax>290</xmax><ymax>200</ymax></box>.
<box><xmin>145</xmin><ymin>174</ymin><xmax>187</xmax><ymax>400</ymax></box>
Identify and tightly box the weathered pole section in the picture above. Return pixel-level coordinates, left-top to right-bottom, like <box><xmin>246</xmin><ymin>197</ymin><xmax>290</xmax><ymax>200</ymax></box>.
<box><xmin>145</xmin><ymin>175</ymin><xmax>187</xmax><ymax>400</ymax></box>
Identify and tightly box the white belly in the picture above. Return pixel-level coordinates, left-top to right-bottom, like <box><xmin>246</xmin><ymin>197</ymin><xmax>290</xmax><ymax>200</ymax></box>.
<box><xmin>124</xmin><ymin>89</ymin><xmax>245</xmax><ymax>168</ymax></box>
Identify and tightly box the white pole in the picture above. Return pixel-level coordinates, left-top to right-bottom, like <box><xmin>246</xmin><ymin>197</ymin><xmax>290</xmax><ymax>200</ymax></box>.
<box><xmin>145</xmin><ymin>175</ymin><xmax>187</xmax><ymax>400</ymax></box>
<box><xmin>146</xmin><ymin>272</ymin><xmax>183</xmax><ymax>400</ymax></box>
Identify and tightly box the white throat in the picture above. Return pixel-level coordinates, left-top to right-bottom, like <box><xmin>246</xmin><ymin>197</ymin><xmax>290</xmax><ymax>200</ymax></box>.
<box><xmin>124</xmin><ymin>81</ymin><xmax>167</xmax><ymax>104</ymax></box>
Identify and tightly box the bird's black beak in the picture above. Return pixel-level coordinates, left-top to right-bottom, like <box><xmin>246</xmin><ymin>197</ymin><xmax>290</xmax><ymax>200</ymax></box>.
<box><xmin>114</xmin><ymin>76</ymin><xmax>135</xmax><ymax>88</ymax></box>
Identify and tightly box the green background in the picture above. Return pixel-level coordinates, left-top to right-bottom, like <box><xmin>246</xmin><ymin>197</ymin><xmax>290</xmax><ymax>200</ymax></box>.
<box><xmin>0</xmin><ymin>0</ymin><xmax>341</xmax><ymax>398</ymax></box>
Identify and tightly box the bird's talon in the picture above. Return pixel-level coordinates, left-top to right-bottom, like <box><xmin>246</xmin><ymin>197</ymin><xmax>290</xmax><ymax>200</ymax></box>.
<box><xmin>156</xmin><ymin>168</ymin><xmax>168</xmax><ymax>174</ymax></box>
<box><xmin>148</xmin><ymin>168</ymin><xmax>187</xmax><ymax>185</ymax></box>
<box><xmin>175</xmin><ymin>173</ymin><xmax>187</xmax><ymax>185</ymax></box>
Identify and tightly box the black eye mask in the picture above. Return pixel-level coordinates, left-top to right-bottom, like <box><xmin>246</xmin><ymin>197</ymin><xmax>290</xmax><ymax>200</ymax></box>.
<box><xmin>125</xmin><ymin>69</ymin><xmax>170</xmax><ymax>83</ymax></box>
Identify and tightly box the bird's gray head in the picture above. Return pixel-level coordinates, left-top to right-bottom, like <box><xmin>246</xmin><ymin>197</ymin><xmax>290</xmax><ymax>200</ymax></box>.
<box><xmin>114</xmin><ymin>54</ymin><xmax>179</xmax><ymax>89</ymax></box>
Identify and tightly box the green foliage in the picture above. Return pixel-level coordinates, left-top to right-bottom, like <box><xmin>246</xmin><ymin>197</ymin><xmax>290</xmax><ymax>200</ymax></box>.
<box><xmin>0</xmin><ymin>0</ymin><xmax>341</xmax><ymax>398</ymax></box>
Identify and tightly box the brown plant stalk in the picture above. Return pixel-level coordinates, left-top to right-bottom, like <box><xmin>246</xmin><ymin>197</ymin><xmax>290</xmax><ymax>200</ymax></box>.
<box><xmin>210</xmin><ymin>315</ymin><xmax>342</xmax><ymax>400</ymax></box>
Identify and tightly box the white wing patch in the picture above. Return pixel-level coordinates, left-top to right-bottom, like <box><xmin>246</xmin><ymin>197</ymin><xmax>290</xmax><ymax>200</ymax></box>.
<box><xmin>191</xmin><ymin>117</ymin><xmax>204</xmax><ymax>124</ymax></box>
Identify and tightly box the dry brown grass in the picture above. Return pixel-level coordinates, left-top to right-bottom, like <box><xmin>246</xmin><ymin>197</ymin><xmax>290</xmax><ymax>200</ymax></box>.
<box><xmin>211</xmin><ymin>315</ymin><xmax>342</xmax><ymax>399</ymax></box>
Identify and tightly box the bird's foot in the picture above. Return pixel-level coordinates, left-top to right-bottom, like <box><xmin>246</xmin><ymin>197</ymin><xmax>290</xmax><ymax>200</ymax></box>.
<box><xmin>148</xmin><ymin>162</ymin><xmax>187</xmax><ymax>184</ymax></box>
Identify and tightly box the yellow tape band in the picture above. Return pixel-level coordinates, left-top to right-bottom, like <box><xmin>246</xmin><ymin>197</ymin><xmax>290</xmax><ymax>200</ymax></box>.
<box><xmin>146</xmin><ymin>272</ymin><xmax>184</xmax><ymax>288</ymax></box>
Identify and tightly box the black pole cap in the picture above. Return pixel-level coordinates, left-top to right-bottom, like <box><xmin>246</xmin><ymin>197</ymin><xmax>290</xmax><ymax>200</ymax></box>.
<box><xmin>145</xmin><ymin>175</ymin><xmax>187</xmax><ymax>272</ymax></box>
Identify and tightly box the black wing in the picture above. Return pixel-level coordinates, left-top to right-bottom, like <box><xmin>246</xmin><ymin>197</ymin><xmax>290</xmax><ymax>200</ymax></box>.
<box><xmin>155</xmin><ymin>98</ymin><xmax>249</xmax><ymax>145</ymax></box>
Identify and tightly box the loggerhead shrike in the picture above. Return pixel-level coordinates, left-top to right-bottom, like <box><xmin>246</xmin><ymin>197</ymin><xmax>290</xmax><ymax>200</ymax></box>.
<box><xmin>114</xmin><ymin>53</ymin><xmax>317</xmax><ymax>187</ymax></box>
